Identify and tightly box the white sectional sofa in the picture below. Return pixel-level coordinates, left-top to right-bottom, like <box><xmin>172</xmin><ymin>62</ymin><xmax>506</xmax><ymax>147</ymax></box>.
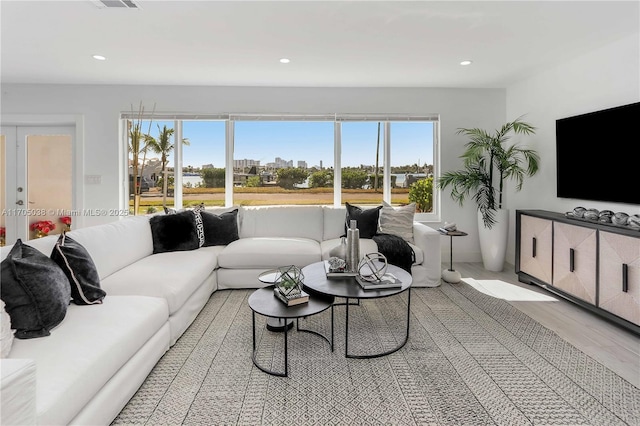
<box><xmin>0</xmin><ymin>205</ymin><xmax>441</xmax><ymax>425</ymax></box>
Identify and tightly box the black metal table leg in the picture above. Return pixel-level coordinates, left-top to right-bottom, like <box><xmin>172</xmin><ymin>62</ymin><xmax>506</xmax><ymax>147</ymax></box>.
<box><xmin>252</xmin><ymin>314</ymin><xmax>288</xmax><ymax>377</ymax></box>
<box><xmin>345</xmin><ymin>288</ymin><xmax>411</xmax><ymax>359</ymax></box>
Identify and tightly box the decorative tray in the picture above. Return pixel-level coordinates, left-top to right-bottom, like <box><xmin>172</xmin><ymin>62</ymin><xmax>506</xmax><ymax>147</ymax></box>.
<box><xmin>564</xmin><ymin>213</ymin><xmax>640</xmax><ymax>232</ymax></box>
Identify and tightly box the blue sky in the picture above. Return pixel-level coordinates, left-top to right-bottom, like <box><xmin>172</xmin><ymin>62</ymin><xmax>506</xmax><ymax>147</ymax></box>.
<box><xmin>148</xmin><ymin>120</ymin><xmax>433</xmax><ymax>169</ymax></box>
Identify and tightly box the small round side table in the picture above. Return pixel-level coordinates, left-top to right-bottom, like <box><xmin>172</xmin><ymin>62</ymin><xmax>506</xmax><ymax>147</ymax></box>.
<box><xmin>439</xmin><ymin>230</ymin><xmax>468</xmax><ymax>283</ymax></box>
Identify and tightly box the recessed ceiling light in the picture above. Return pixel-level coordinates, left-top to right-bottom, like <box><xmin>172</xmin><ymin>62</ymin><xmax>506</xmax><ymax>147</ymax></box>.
<box><xmin>93</xmin><ymin>55</ymin><xmax>107</xmax><ymax>61</ymax></box>
<box><xmin>279</xmin><ymin>58</ymin><xmax>290</xmax><ymax>64</ymax></box>
<box><xmin>460</xmin><ymin>60</ymin><xmax>472</xmax><ymax>66</ymax></box>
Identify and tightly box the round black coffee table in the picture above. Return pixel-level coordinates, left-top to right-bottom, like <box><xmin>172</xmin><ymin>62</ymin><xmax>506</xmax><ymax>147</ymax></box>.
<box><xmin>248</xmin><ymin>285</ymin><xmax>334</xmax><ymax>377</ymax></box>
<box><xmin>301</xmin><ymin>261</ymin><xmax>412</xmax><ymax>359</ymax></box>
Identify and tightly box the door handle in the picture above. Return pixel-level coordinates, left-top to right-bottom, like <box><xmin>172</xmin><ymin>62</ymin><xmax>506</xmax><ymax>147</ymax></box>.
<box><xmin>16</xmin><ymin>200</ymin><xmax>23</xmax><ymax>205</ymax></box>
<box><xmin>569</xmin><ymin>248</ymin><xmax>575</xmax><ymax>272</ymax></box>
<box><xmin>532</xmin><ymin>237</ymin><xmax>537</xmax><ymax>258</ymax></box>
<box><xmin>622</xmin><ymin>263</ymin><xmax>628</xmax><ymax>293</ymax></box>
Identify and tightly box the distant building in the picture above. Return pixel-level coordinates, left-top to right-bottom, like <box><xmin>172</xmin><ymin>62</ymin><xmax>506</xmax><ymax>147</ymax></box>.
<box><xmin>234</xmin><ymin>159</ymin><xmax>260</xmax><ymax>168</ymax></box>
<box><xmin>268</xmin><ymin>157</ymin><xmax>294</xmax><ymax>169</ymax></box>
<box><xmin>201</xmin><ymin>163</ymin><xmax>214</xmax><ymax>169</ymax></box>
<box><xmin>297</xmin><ymin>160</ymin><xmax>307</xmax><ymax>169</ymax></box>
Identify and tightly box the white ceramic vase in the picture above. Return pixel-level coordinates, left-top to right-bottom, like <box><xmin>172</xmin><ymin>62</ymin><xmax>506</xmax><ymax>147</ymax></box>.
<box><xmin>477</xmin><ymin>209</ymin><xmax>509</xmax><ymax>272</ymax></box>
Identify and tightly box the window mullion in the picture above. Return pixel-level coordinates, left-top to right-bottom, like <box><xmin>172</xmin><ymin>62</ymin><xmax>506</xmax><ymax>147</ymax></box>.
<box><xmin>174</xmin><ymin>120</ymin><xmax>183</xmax><ymax>208</ymax></box>
<box><xmin>333</xmin><ymin>121</ymin><xmax>342</xmax><ymax>207</ymax></box>
<box><xmin>383</xmin><ymin>122</ymin><xmax>391</xmax><ymax>202</ymax></box>
<box><xmin>225</xmin><ymin>121</ymin><xmax>234</xmax><ymax>207</ymax></box>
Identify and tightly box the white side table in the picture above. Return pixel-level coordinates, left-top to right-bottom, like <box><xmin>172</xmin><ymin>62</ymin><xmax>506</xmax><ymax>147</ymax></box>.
<box><xmin>439</xmin><ymin>230</ymin><xmax>467</xmax><ymax>283</ymax></box>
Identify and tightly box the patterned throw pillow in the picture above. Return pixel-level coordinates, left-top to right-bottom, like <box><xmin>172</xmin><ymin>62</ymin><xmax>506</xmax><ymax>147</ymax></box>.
<box><xmin>378</xmin><ymin>201</ymin><xmax>416</xmax><ymax>243</ymax></box>
<box><xmin>0</xmin><ymin>239</ymin><xmax>71</xmax><ymax>339</ymax></box>
<box><xmin>193</xmin><ymin>205</ymin><xmax>206</xmax><ymax>247</ymax></box>
<box><xmin>50</xmin><ymin>233</ymin><xmax>106</xmax><ymax>305</ymax></box>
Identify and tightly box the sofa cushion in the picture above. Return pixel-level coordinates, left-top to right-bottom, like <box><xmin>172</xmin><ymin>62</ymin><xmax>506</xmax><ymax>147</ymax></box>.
<box><xmin>149</xmin><ymin>210</ymin><xmax>199</xmax><ymax>253</ymax></box>
<box><xmin>1</xmin><ymin>239</ymin><xmax>71</xmax><ymax>339</ymax></box>
<box><xmin>323</xmin><ymin>206</ymin><xmax>348</xmax><ymax>241</ymax></box>
<box><xmin>201</xmin><ymin>209</ymin><xmax>239</xmax><ymax>246</ymax></box>
<box><xmin>50</xmin><ymin>233</ymin><xmax>106</xmax><ymax>305</ymax></box>
<box><xmin>218</xmin><ymin>237</ymin><xmax>321</xmax><ymax>269</ymax></box>
<box><xmin>67</xmin><ymin>216</ymin><xmax>153</xmax><ymax>280</ymax></box>
<box><xmin>240</xmin><ymin>206</ymin><xmax>324</xmax><ymax>241</ymax></box>
<box><xmin>378</xmin><ymin>201</ymin><xmax>416</xmax><ymax>243</ymax></box>
<box><xmin>344</xmin><ymin>203</ymin><xmax>382</xmax><ymax>238</ymax></box>
<box><xmin>1</xmin><ymin>300</ymin><xmax>14</xmax><ymax>358</ymax></box>
<box><xmin>99</xmin><ymin>246</ymin><xmax>221</xmax><ymax>314</ymax></box>
<box><xmin>0</xmin><ymin>234</ymin><xmax>58</xmax><ymax>262</ymax></box>
<box><xmin>6</xmin><ymin>295</ymin><xmax>168</xmax><ymax>426</ymax></box>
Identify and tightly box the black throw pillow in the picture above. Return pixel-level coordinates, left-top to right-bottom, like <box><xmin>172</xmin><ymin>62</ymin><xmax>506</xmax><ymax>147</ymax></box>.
<box><xmin>344</xmin><ymin>202</ymin><xmax>383</xmax><ymax>239</ymax></box>
<box><xmin>149</xmin><ymin>210</ymin><xmax>200</xmax><ymax>253</ymax></box>
<box><xmin>164</xmin><ymin>206</ymin><xmax>205</xmax><ymax>247</ymax></box>
<box><xmin>51</xmin><ymin>233</ymin><xmax>106</xmax><ymax>305</ymax></box>
<box><xmin>0</xmin><ymin>239</ymin><xmax>71</xmax><ymax>339</ymax></box>
<box><xmin>200</xmin><ymin>209</ymin><xmax>240</xmax><ymax>246</ymax></box>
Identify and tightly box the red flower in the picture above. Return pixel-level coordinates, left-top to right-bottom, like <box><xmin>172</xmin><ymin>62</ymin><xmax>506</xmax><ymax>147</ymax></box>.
<box><xmin>30</xmin><ymin>220</ymin><xmax>56</xmax><ymax>233</ymax></box>
<box><xmin>60</xmin><ymin>216</ymin><xmax>72</xmax><ymax>226</ymax></box>
<box><xmin>0</xmin><ymin>227</ymin><xmax>5</xmax><ymax>238</ymax></box>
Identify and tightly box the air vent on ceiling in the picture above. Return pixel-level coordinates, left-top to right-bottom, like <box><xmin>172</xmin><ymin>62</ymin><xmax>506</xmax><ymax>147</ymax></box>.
<box><xmin>93</xmin><ymin>0</ymin><xmax>139</xmax><ymax>9</ymax></box>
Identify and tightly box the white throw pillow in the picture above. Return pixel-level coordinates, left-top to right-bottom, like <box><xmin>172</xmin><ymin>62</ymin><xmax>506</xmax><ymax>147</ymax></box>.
<box><xmin>378</xmin><ymin>201</ymin><xmax>415</xmax><ymax>243</ymax></box>
<box><xmin>1</xmin><ymin>299</ymin><xmax>14</xmax><ymax>358</ymax></box>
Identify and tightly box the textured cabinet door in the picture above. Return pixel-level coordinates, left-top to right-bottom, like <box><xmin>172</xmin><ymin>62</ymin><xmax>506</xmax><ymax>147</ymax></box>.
<box><xmin>519</xmin><ymin>215</ymin><xmax>553</xmax><ymax>283</ymax></box>
<box><xmin>553</xmin><ymin>222</ymin><xmax>597</xmax><ymax>304</ymax></box>
<box><xmin>599</xmin><ymin>231</ymin><xmax>640</xmax><ymax>325</ymax></box>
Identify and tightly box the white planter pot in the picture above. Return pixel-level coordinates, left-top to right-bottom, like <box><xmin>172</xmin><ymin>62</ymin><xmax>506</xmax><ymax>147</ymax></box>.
<box><xmin>477</xmin><ymin>209</ymin><xmax>509</xmax><ymax>272</ymax></box>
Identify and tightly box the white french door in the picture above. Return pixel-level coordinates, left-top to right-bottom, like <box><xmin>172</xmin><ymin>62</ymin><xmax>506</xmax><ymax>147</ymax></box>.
<box><xmin>1</xmin><ymin>126</ymin><xmax>74</xmax><ymax>246</ymax></box>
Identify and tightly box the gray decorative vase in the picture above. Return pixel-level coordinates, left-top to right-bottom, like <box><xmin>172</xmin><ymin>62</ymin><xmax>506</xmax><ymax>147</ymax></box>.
<box><xmin>329</xmin><ymin>237</ymin><xmax>348</xmax><ymax>260</ymax></box>
<box><xmin>346</xmin><ymin>220</ymin><xmax>360</xmax><ymax>272</ymax></box>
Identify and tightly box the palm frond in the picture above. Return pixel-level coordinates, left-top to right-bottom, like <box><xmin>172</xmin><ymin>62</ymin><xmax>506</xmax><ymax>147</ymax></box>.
<box><xmin>443</xmin><ymin>117</ymin><xmax>539</xmax><ymax>228</ymax></box>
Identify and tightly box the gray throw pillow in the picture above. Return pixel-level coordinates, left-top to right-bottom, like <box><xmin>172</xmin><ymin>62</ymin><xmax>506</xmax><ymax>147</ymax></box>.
<box><xmin>0</xmin><ymin>239</ymin><xmax>71</xmax><ymax>339</ymax></box>
<box><xmin>51</xmin><ymin>233</ymin><xmax>106</xmax><ymax>305</ymax></box>
<box><xmin>378</xmin><ymin>201</ymin><xmax>416</xmax><ymax>243</ymax></box>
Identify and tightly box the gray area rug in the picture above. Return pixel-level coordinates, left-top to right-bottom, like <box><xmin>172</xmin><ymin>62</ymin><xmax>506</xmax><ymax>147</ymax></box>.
<box><xmin>113</xmin><ymin>282</ymin><xmax>639</xmax><ymax>425</ymax></box>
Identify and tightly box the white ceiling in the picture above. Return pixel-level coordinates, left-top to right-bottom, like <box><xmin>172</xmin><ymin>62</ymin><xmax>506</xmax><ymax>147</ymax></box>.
<box><xmin>1</xmin><ymin>1</ymin><xmax>638</xmax><ymax>88</ymax></box>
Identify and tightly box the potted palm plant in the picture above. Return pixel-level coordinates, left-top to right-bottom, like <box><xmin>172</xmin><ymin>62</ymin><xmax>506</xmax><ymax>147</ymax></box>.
<box><xmin>438</xmin><ymin>117</ymin><xmax>539</xmax><ymax>271</ymax></box>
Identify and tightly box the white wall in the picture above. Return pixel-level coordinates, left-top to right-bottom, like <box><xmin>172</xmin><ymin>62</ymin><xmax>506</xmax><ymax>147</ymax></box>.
<box><xmin>505</xmin><ymin>33</ymin><xmax>640</xmax><ymax>264</ymax></box>
<box><xmin>1</xmin><ymin>85</ymin><xmax>506</xmax><ymax>261</ymax></box>
<box><xmin>3</xmin><ymin>33</ymin><xmax>637</xmax><ymax>267</ymax></box>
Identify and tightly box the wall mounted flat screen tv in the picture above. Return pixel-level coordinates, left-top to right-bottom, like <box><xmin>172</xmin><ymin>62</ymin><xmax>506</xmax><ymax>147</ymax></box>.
<box><xmin>556</xmin><ymin>102</ymin><xmax>640</xmax><ymax>205</ymax></box>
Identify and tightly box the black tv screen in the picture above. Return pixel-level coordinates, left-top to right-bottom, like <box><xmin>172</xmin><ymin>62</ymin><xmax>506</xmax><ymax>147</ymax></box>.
<box><xmin>556</xmin><ymin>102</ymin><xmax>640</xmax><ymax>205</ymax></box>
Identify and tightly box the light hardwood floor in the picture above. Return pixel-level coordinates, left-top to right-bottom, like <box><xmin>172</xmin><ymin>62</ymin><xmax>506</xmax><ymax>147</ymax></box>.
<box><xmin>448</xmin><ymin>261</ymin><xmax>640</xmax><ymax>388</ymax></box>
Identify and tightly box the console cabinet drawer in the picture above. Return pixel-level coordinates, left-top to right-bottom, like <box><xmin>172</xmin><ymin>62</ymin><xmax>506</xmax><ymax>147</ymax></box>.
<box><xmin>552</xmin><ymin>222</ymin><xmax>597</xmax><ymax>304</ymax></box>
<box><xmin>599</xmin><ymin>231</ymin><xmax>640</xmax><ymax>325</ymax></box>
<box><xmin>519</xmin><ymin>215</ymin><xmax>552</xmax><ymax>283</ymax></box>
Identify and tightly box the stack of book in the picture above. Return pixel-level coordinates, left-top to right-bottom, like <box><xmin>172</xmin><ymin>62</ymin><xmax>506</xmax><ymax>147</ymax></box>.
<box><xmin>273</xmin><ymin>287</ymin><xmax>309</xmax><ymax>306</ymax></box>
<box><xmin>324</xmin><ymin>260</ymin><xmax>357</xmax><ymax>278</ymax></box>
<box><xmin>356</xmin><ymin>273</ymin><xmax>402</xmax><ymax>290</ymax></box>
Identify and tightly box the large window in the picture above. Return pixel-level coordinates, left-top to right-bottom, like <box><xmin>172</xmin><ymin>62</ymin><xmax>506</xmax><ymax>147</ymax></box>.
<box><xmin>233</xmin><ymin>120</ymin><xmax>334</xmax><ymax>206</ymax></box>
<box><xmin>182</xmin><ymin>121</ymin><xmax>226</xmax><ymax>207</ymax></box>
<box><xmin>124</xmin><ymin>113</ymin><xmax>438</xmax><ymax>221</ymax></box>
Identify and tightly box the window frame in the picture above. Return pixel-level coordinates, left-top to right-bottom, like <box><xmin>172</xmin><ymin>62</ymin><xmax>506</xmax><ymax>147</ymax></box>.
<box><xmin>121</xmin><ymin>112</ymin><xmax>440</xmax><ymax>222</ymax></box>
